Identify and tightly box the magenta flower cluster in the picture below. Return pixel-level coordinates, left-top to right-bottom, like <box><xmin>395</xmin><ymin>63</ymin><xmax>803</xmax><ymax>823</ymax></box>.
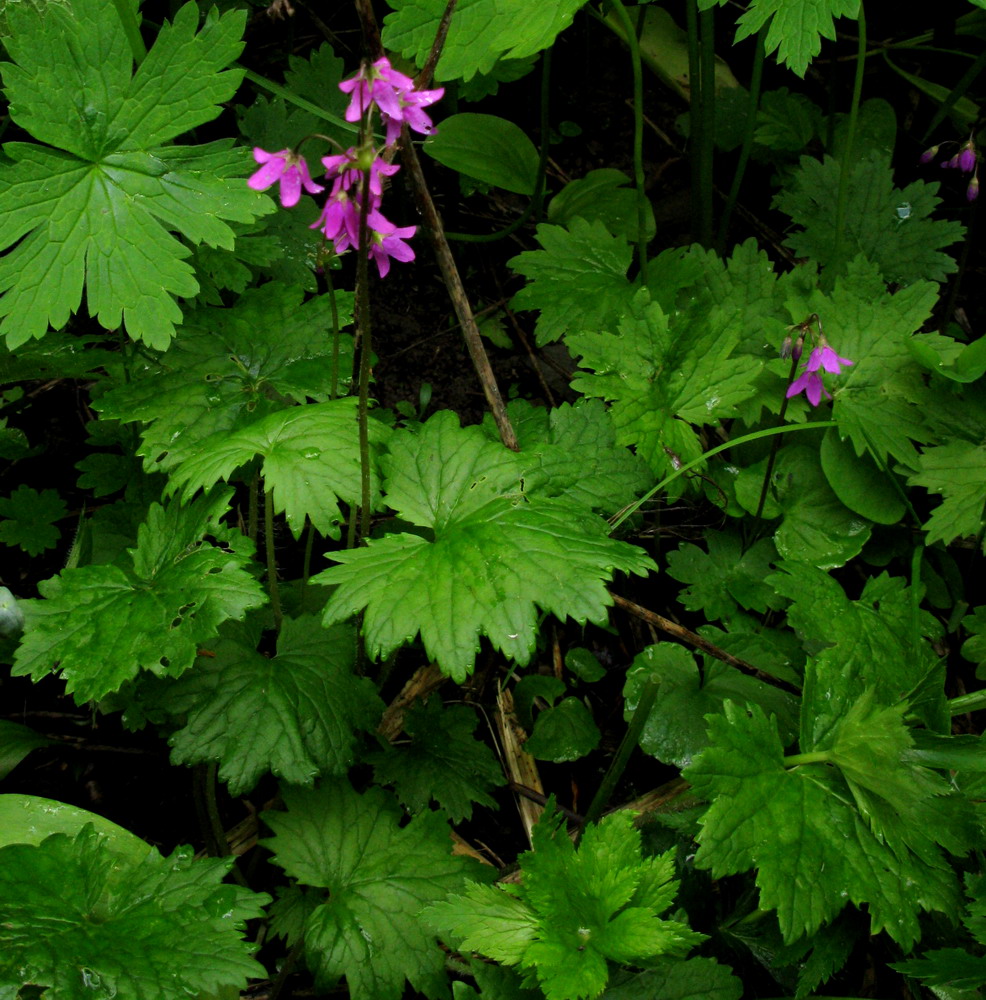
<box><xmin>786</xmin><ymin>344</ymin><xmax>853</xmax><ymax>406</ymax></box>
<box><xmin>919</xmin><ymin>137</ymin><xmax>979</xmax><ymax>202</ymax></box>
<box><xmin>247</xmin><ymin>58</ymin><xmax>444</xmax><ymax>277</ymax></box>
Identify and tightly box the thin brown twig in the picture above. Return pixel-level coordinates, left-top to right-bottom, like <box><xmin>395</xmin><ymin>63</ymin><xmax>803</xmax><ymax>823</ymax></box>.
<box><xmin>353</xmin><ymin>0</ymin><xmax>383</xmax><ymax>58</ymax></box>
<box><xmin>609</xmin><ymin>592</ymin><xmax>802</xmax><ymax>695</ymax></box>
<box><xmin>415</xmin><ymin>0</ymin><xmax>457</xmax><ymax>88</ymax></box>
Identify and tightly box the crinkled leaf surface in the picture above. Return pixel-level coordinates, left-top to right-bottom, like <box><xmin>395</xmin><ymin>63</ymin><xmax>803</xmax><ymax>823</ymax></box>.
<box><xmin>263</xmin><ymin>780</ymin><xmax>478</xmax><ymax>1000</ymax></box>
<box><xmin>96</xmin><ymin>282</ymin><xmax>355</xmax><ymax>476</ymax></box>
<box><xmin>0</xmin><ymin>0</ymin><xmax>268</xmax><ymax>348</ymax></box>
<box><xmin>625</xmin><ymin>643</ymin><xmax>798</xmax><ymax>768</ymax></box>
<box><xmin>157</xmin><ymin>616</ymin><xmax>383</xmax><ymax>795</ymax></box>
<box><xmin>0</xmin><ymin>485</ymin><xmax>66</xmax><ymax>556</ymax></box>
<box><xmin>685</xmin><ymin>698</ymin><xmax>974</xmax><ymax>948</ymax></box>
<box><xmin>382</xmin><ymin>0</ymin><xmax>588</xmax><ymax>81</ymax></box>
<box><xmin>171</xmin><ymin>399</ymin><xmax>382</xmax><ymax>540</ymax></box>
<box><xmin>774</xmin><ymin>152</ymin><xmax>963</xmax><ymax>283</ymax></box>
<box><xmin>909</xmin><ymin>439</ymin><xmax>986</xmax><ymax>549</ymax></box>
<box><xmin>508</xmin><ymin>219</ymin><xmax>635</xmax><ymax>346</ymax></box>
<box><xmin>485</xmin><ymin>398</ymin><xmax>652</xmax><ymax>514</ymax></box>
<box><xmin>0</xmin><ymin>826</ymin><xmax>269</xmax><ymax>1000</ymax></box>
<box><xmin>666</xmin><ymin>532</ymin><xmax>784</xmax><ymax>621</ymax></box>
<box><xmin>425</xmin><ymin>807</ymin><xmax>702</xmax><ymax>1000</ymax></box>
<box><xmin>11</xmin><ymin>491</ymin><xmax>267</xmax><ymax>703</ymax></box>
<box><xmin>601</xmin><ymin>958</ymin><xmax>742</xmax><ymax>1000</ymax></box>
<box><xmin>568</xmin><ymin>282</ymin><xmax>763</xmax><ymax>488</ymax></box>
<box><xmin>316</xmin><ymin>412</ymin><xmax>655</xmax><ymax>680</ymax></box>
<box><xmin>699</xmin><ymin>0</ymin><xmax>859</xmax><ymax>78</ymax></box>
<box><xmin>369</xmin><ymin>698</ymin><xmax>505</xmax><ymax>823</ymax></box>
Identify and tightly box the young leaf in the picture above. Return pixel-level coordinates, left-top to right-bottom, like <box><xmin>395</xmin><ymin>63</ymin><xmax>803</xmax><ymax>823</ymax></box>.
<box><xmin>0</xmin><ymin>826</ymin><xmax>269</xmax><ymax>999</ymax></box>
<box><xmin>698</xmin><ymin>0</ymin><xmax>859</xmax><ymax>78</ymax></box>
<box><xmin>425</xmin><ymin>806</ymin><xmax>704</xmax><ymax>1000</ymax></box>
<box><xmin>11</xmin><ymin>491</ymin><xmax>267</xmax><ymax>703</ymax></box>
<box><xmin>154</xmin><ymin>617</ymin><xmax>384</xmax><ymax>795</ymax></box>
<box><xmin>0</xmin><ymin>485</ymin><xmax>66</xmax><ymax>556</ymax></box>
<box><xmin>263</xmin><ymin>780</ymin><xmax>480</xmax><ymax>1000</ymax></box>
<box><xmin>0</xmin><ymin>0</ymin><xmax>268</xmax><ymax>348</ymax></box>
<box><xmin>523</xmin><ymin>697</ymin><xmax>601</xmax><ymax>762</ymax></box>
<box><xmin>170</xmin><ymin>399</ymin><xmax>383</xmax><ymax>540</ymax></box>
<box><xmin>369</xmin><ymin>698</ymin><xmax>505</xmax><ymax>823</ymax></box>
<box><xmin>316</xmin><ymin>412</ymin><xmax>655</xmax><ymax>681</ymax></box>
<box><xmin>508</xmin><ymin>219</ymin><xmax>635</xmax><ymax>346</ymax></box>
<box><xmin>548</xmin><ymin>169</ymin><xmax>656</xmax><ymax>243</ymax></box>
<box><xmin>382</xmin><ymin>0</ymin><xmax>588</xmax><ymax>82</ymax></box>
<box><xmin>773</xmin><ymin>152</ymin><xmax>964</xmax><ymax>283</ymax></box>
<box><xmin>96</xmin><ymin>282</ymin><xmax>355</xmax><ymax>476</ymax></box>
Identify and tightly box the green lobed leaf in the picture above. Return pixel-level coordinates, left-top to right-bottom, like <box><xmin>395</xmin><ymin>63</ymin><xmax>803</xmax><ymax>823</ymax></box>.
<box><xmin>369</xmin><ymin>698</ymin><xmax>505</xmax><ymax>823</ymax></box>
<box><xmin>96</xmin><ymin>282</ymin><xmax>355</xmax><ymax>476</ymax></box>
<box><xmin>424</xmin><ymin>114</ymin><xmax>539</xmax><ymax>194</ymax></box>
<box><xmin>624</xmin><ymin>643</ymin><xmax>798</xmax><ymax>768</ymax></box>
<box><xmin>0</xmin><ymin>485</ymin><xmax>66</xmax><ymax>556</ymax></box>
<box><xmin>11</xmin><ymin>491</ymin><xmax>267</xmax><ymax>703</ymax></box>
<box><xmin>508</xmin><ymin>219</ymin><xmax>636</xmax><ymax>346</ymax></box>
<box><xmin>382</xmin><ymin>0</ymin><xmax>588</xmax><ymax>82</ymax></box>
<box><xmin>666</xmin><ymin>531</ymin><xmax>784</xmax><ymax>622</ymax></box>
<box><xmin>0</xmin><ymin>1</ymin><xmax>269</xmax><ymax>348</ymax></box>
<box><xmin>316</xmin><ymin>411</ymin><xmax>655</xmax><ymax>681</ymax></box>
<box><xmin>152</xmin><ymin>616</ymin><xmax>384</xmax><ymax>795</ymax></box>
<box><xmin>425</xmin><ymin>806</ymin><xmax>703</xmax><ymax>1000</ymax></box>
<box><xmin>685</xmin><ymin>701</ymin><xmax>971</xmax><ymax>948</ymax></box>
<box><xmin>0</xmin><ymin>826</ymin><xmax>269</xmax><ymax>1000</ymax></box>
<box><xmin>263</xmin><ymin>779</ymin><xmax>480</xmax><ymax>1000</ymax></box>
<box><xmin>908</xmin><ymin>439</ymin><xmax>986</xmax><ymax>549</ymax></box>
<box><xmin>568</xmin><ymin>281</ymin><xmax>763</xmax><ymax>489</ymax></box>
<box><xmin>699</xmin><ymin>0</ymin><xmax>859</xmax><ymax>78</ymax></box>
<box><xmin>170</xmin><ymin>399</ymin><xmax>384</xmax><ymax>540</ymax></box>
<box><xmin>773</xmin><ymin>152</ymin><xmax>964</xmax><ymax>283</ymax></box>
<box><xmin>601</xmin><ymin>957</ymin><xmax>743</xmax><ymax>1000</ymax></box>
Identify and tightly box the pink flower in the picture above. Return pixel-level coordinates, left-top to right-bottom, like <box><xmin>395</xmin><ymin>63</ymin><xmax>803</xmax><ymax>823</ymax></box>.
<box><xmin>321</xmin><ymin>148</ymin><xmax>400</xmax><ymax>198</ymax></box>
<box><xmin>804</xmin><ymin>345</ymin><xmax>853</xmax><ymax>375</ymax></box>
<box><xmin>786</xmin><ymin>344</ymin><xmax>853</xmax><ymax>406</ymax></box>
<box><xmin>247</xmin><ymin>148</ymin><xmax>324</xmax><ymax>208</ymax></box>
<box><xmin>959</xmin><ymin>143</ymin><xmax>978</xmax><ymax>173</ymax></box>
<box><xmin>366</xmin><ymin>209</ymin><xmax>416</xmax><ymax>278</ymax></box>
<box><xmin>309</xmin><ymin>178</ymin><xmax>362</xmax><ymax>248</ymax></box>
<box><xmin>786</xmin><ymin>370</ymin><xmax>831</xmax><ymax>407</ymax></box>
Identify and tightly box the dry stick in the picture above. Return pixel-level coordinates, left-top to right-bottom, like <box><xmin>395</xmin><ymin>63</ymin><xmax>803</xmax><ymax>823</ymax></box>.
<box><xmin>415</xmin><ymin>0</ymin><xmax>458</xmax><ymax>88</ymax></box>
<box><xmin>401</xmin><ymin>135</ymin><xmax>520</xmax><ymax>451</ymax></box>
<box><xmin>610</xmin><ymin>592</ymin><xmax>802</xmax><ymax>696</ymax></box>
<box><xmin>354</xmin><ymin>0</ymin><xmax>383</xmax><ymax>59</ymax></box>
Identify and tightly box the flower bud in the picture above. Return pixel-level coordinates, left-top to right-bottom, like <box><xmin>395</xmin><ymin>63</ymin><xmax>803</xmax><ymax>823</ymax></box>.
<box><xmin>919</xmin><ymin>144</ymin><xmax>939</xmax><ymax>164</ymax></box>
<box><xmin>967</xmin><ymin>175</ymin><xmax>980</xmax><ymax>202</ymax></box>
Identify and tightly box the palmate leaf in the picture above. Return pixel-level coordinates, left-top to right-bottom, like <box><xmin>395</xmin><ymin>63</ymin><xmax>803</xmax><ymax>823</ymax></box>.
<box><xmin>774</xmin><ymin>152</ymin><xmax>963</xmax><ymax>283</ymax></box>
<box><xmin>0</xmin><ymin>485</ymin><xmax>66</xmax><ymax>556</ymax></box>
<box><xmin>908</xmin><ymin>439</ymin><xmax>986</xmax><ymax>549</ymax></box>
<box><xmin>0</xmin><ymin>826</ymin><xmax>269</xmax><ymax>1000</ymax></box>
<box><xmin>154</xmin><ymin>616</ymin><xmax>383</xmax><ymax>795</ymax></box>
<box><xmin>169</xmin><ymin>399</ymin><xmax>383</xmax><ymax>540</ymax></box>
<box><xmin>0</xmin><ymin>0</ymin><xmax>268</xmax><ymax>348</ymax></box>
<box><xmin>685</xmin><ymin>700</ymin><xmax>975</xmax><ymax>949</ymax></box>
<box><xmin>698</xmin><ymin>0</ymin><xmax>859</xmax><ymax>77</ymax></box>
<box><xmin>264</xmin><ymin>780</ymin><xmax>480</xmax><ymax>1000</ymax></box>
<box><xmin>315</xmin><ymin>411</ymin><xmax>655</xmax><ymax>681</ymax></box>
<box><xmin>369</xmin><ymin>698</ymin><xmax>505</xmax><ymax>823</ymax></box>
<box><xmin>11</xmin><ymin>490</ymin><xmax>267</xmax><ymax>703</ymax></box>
<box><xmin>425</xmin><ymin>807</ymin><xmax>703</xmax><ymax>1000</ymax></box>
<box><xmin>382</xmin><ymin>0</ymin><xmax>588</xmax><ymax>81</ymax></box>
<box><xmin>508</xmin><ymin>218</ymin><xmax>636</xmax><ymax>346</ymax></box>
<box><xmin>568</xmin><ymin>284</ymin><xmax>763</xmax><ymax>490</ymax></box>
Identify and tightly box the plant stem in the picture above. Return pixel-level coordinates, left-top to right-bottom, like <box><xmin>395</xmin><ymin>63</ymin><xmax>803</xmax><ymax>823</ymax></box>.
<box><xmin>609</xmin><ymin>420</ymin><xmax>838</xmax><ymax>531</ymax></box>
<box><xmin>247</xmin><ymin>470</ymin><xmax>259</xmax><ymax>547</ymax></box>
<box><xmin>581</xmin><ymin>678</ymin><xmax>660</xmax><ymax>833</ymax></box>
<box><xmin>754</xmin><ymin>353</ymin><xmax>801</xmax><ymax>520</ymax></box>
<box><xmin>606</xmin><ymin>0</ymin><xmax>649</xmax><ymax>282</ymax></box>
<box><xmin>685</xmin><ymin>0</ymin><xmax>703</xmax><ymax>242</ymax></box>
<box><xmin>355</xmin><ymin>167</ymin><xmax>374</xmax><ymax>541</ymax></box>
<box><xmin>301</xmin><ymin>518</ymin><xmax>315</xmax><ymax>602</ymax></box>
<box><xmin>264</xmin><ymin>485</ymin><xmax>282</xmax><ymax>629</ymax></box>
<box><xmin>697</xmin><ymin>4</ymin><xmax>716</xmax><ymax>247</ymax></box>
<box><xmin>326</xmin><ymin>269</ymin><xmax>342</xmax><ymax>400</ymax></box>
<box><xmin>784</xmin><ymin>751</ymin><xmax>831</xmax><ymax>767</ymax></box>
<box><xmin>948</xmin><ymin>690</ymin><xmax>986</xmax><ymax>715</ymax></box>
<box><xmin>831</xmin><ymin>2</ymin><xmax>867</xmax><ymax>279</ymax></box>
<box><xmin>717</xmin><ymin>23</ymin><xmax>767</xmax><ymax>251</ymax></box>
